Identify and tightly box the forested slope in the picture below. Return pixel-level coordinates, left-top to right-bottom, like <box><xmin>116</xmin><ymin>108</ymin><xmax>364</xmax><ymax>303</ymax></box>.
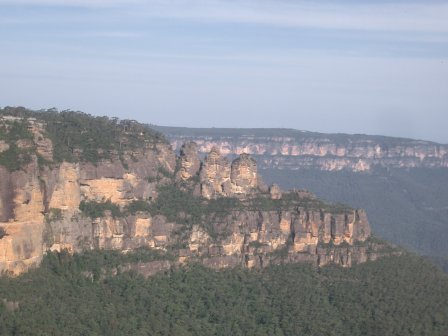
<box><xmin>0</xmin><ymin>251</ymin><xmax>447</xmax><ymax>336</ymax></box>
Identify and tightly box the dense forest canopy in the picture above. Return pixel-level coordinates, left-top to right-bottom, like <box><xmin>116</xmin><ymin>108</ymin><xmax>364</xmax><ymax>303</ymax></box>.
<box><xmin>0</xmin><ymin>251</ymin><xmax>447</xmax><ymax>336</ymax></box>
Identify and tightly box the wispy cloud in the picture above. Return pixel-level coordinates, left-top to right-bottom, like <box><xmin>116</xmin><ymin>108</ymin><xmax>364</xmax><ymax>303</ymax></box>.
<box><xmin>2</xmin><ymin>0</ymin><xmax>448</xmax><ymax>34</ymax></box>
<box><xmin>1</xmin><ymin>0</ymin><xmax>447</xmax><ymax>142</ymax></box>
<box><xmin>149</xmin><ymin>1</ymin><xmax>448</xmax><ymax>33</ymax></box>
<box><xmin>81</xmin><ymin>31</ymin><xmax>143</xmax><ymax>38</ymax></box>
<box><xmin>0</xmin><ymin>0</ymin><xmax>144</xmax><ymax>7</ymax></box>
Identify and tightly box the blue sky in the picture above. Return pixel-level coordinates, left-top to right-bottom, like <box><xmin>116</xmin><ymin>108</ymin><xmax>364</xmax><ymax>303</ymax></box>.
<box><xmin>1</xmin><ymin>0</ymin><xmax>447</xmax><ymax>142</ymax></box>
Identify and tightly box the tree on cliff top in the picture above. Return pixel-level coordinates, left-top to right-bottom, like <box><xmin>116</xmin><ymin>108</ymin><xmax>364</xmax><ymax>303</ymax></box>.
<box><xmin>0</xmin><ymin>106</ymin><xmax>167</xmax><ymax>164</ymax></box>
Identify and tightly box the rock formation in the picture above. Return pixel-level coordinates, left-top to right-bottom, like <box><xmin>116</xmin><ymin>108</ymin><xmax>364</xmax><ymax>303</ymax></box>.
<box><xmin>230</xmin><ymin>153</ymin><xmax>258</xmax><ymax>195</ymax></box>
<box><xmin>198</xmin><ymin>148</ymin><xmax>260</xmax><ymax>199</ymax></box>
<box><xmin>199</xmin><ymin>147</ymin><xmax>231</xmax><ymax>199</ymax></box>
<box><xmin>0</xmin><ymin>110</ymin><xmax>383</xmax><ymax>275</ymax></box>
<box><xmin>177</xmin><ymin>141</ymin><xmax>200</xmax><ymax>181</ymax></box>
<box><xmin>179</xmin><ymin>206</ymin><xmax>372</xmax><ymax>269</ymax></box>
<box><xmin>269</xmin><ymin>184</ymin><xmax>282</xmax><ymax>200</ymax></box>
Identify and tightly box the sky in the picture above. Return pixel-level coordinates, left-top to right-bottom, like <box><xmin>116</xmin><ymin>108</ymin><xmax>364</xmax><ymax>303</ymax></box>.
<box><xmin>0</xmin><ymin>0</ymin><xmax>447</xmax><ymax>143</ymax></box>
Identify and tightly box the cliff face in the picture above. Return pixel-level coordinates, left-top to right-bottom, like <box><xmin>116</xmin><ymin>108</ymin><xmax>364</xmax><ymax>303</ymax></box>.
<box><xmin>0</xmin><ymin>149</ymin><xmax>176</xmax><ymax>274</ymax></box>
<box><xmin>180</xmin><ymin>207</ymin><xmax>372</xmax><ymax>270</ymax></box>
<box><xmin>0</xmin><ymin>158</ymin><xmax>45</xmax><ymax>275</ymax></box>
<box><xmin>177</xmin><ymin>142</ymin><xmax>201</xmax><ymax>180</ymax></box>
<box><xmin>154</xmin><ymin>126</ymin><xmax>448</xmax><ymax>261</ymax></box>
<box><xmin>197</xmin><ymin>146</ymin><xmax>261</xmax><ymax>198</ymax></box>
<box><xmin>0</xmin><ymin>111</ymin><xmax>382</xmax><ymax>275</ymax></box>
<box><xmin>155</xmin><ymin>127</ymin><xmax>448</xmax><ymax>172</ymax></box>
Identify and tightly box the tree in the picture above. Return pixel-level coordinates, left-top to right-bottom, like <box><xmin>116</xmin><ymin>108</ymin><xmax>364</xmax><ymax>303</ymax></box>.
<box><xmin>0</xmin><ymin>227</ymin><xmax>7</xmax><ymax>239</ymax></box>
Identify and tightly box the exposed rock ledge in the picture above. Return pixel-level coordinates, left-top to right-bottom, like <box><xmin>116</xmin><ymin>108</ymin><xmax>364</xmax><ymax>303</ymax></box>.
<box><xmin>0</xmin><ymin>117</ymin><xmax>384</xmax><ymax>275</ymax></box>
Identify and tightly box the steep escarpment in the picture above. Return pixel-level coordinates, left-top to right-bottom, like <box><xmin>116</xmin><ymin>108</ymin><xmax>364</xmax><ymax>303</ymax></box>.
<box><xmin>0</xmin><ymin>108</ymin><xmax>175</xmax><ymax>274</ymax></box>
<box><xmin>0</xmin><ymin>108</ymin><xmax>389</xmax><ymax>275</ymax></box>
<box><xmin>155</xmin><ymin>126</ymin><xmax>448</xmax><ymax>172</ymax></box>
<box><xmin>153</xmin><ymin>126</ymin><xmax>448</xmax><ymax>261</ymax></box>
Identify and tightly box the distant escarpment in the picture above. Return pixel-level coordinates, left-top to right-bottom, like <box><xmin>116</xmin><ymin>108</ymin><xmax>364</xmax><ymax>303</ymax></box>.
<box><xmin>154</xmin><ymin>126</ymin><xmax>448</xmax><ymax>172</ymax></box>
<box><xmin>0</xmin><ymin>108</ymin><xmax>393</xmax><ymax>275</ymax></box>
<box><xmin>153</xmin><ymin>126</ymin><xmax>448</xmax><ymax>262</ymax></box>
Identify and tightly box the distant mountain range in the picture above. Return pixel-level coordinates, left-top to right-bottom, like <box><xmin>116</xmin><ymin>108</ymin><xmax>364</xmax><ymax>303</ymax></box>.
<box><xmin>153</xmin><ymin>126</ymin><xmax>448</xmax><ymax>172</ymax></box>
<box><xmin>154</xmin><ymin>126</ymin><xmax>448</xmax><ymax>263</ymax></box>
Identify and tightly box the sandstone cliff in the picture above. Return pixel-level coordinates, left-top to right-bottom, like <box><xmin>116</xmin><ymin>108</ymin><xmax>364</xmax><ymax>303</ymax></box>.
<box><xmin>155</xmin><ymin>126</ymin><xmax>448</xmax><ymax>172</ymax></box>
<box><xmin>0</xmin><ymin>109</ymin><xmax>385</xmax><ymax>275</ymax></box>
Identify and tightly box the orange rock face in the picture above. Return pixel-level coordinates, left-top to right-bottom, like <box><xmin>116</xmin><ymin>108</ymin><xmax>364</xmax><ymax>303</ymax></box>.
<box><xmin>0</xmin><ymin>221</ymin><xmax>43</xmax><ymax>275</ymax></box>
<box><xmin>269</xmin><ymin>184</ymin><xmax>282</xmax><ymax>200</ymax></box>
<box><xmin>48</xmin><ymin>163</ymin><xmax>81</xmax><ymax>211</ymax></box>
<box><xmin>0</xmin><ymin>114</ymin><xmax>375</xmax><ymax>275</ymax></box>
<box><xmin>177</xmin><ymin>142</ymin><xmax>201</xmax><ymax>181</ymax></box>
<box><xmin>230</xmin><ymin>153</ymin><xmax>258</xmax><ymax>195</ymax></box>
<box><xmin>199</xmin><ymin>150</ymin><xmax>259</xmax><ymax>199</ymax></box>
<box><xmin>200</xmin><ymin>147</ymin><xmax>231</xmax><ymax>199</ymax></box>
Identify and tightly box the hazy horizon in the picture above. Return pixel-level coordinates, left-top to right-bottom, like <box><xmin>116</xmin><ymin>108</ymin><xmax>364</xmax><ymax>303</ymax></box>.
<box><xmin>1</xmin><ymin>0</ymin><xmax>447</xmax><ymax>143</ymax></box>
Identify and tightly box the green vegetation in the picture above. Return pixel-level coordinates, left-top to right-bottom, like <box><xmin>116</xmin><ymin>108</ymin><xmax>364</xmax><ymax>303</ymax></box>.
<box><xmin>79</xmin><ymin>199</ymin><xmax>154</xmax><ymax>219</ymax></box>
<box><xmin>267</xmin><ymin>245</ymin><xmax>290</xmax><ymax>260</ymax></box>
<box><xmin>205</xmin><ymin>197</ymin><xmax>243</xmax><ymax>216</ymax></box>
<box><xmin>0</xmin><ymin>227</ymin><xmax>6</xmax><ymax>239</ymax></box>
<box><xmin>45</xmin><ymin>208</ymin><xmax>63</xmax><ymax>222</ymax></box>
<box><xmin>42</xmin><ymin>223</ymin><xmax>54</xmax><ymax>246</ymax></box>
<box><xmin>244</xmin><ymin>192</ymin><xmax>351</xmax><ymax>214</ymax></box>
<box><xmin>427</xmin><ymin>256</ymin><xmax>448</xmax><ymax>273</ymax></box>
<box><xmin>153</xmin><ymin>125</ymin><xmax>421</xmax><ymax>148</ymax></box>
<box><xmin>157</xmin><ymin>166</ymin><xmax>175</xmax><ymax>179</ymax></box>
<box><xmin>0</xmin><ymin>253</ymin><xmax>447</xmax><ymax>335</ymax></box>
<box><xmin>0</xmin><ymin>121</ymin><xmax>34</xmax><ymax>171</ymax></box>
<box><xmin>137</xmin><ymin>181</ymin><xmax>353</xmax><ymax>242</ymax></box>
<box><xmin>0</xmin><ymin>120</ymin><xmax>33</xmax><ymax>143</ymax></box>
<box><xmin>125</xmin><ymin>200</ymin><xmax>152</xmax><ymax>215</ymax></box>
<box><xmin>42</xmin><ymin>208</ymin><xmax>64</xmax><ymax>245</ymax></box>
<box><xmin>36</xmin><ymin>153</ymin><xmax>51</xmax><ymax>169</ymax></box>
<box><xmin>146</xmin><ymin>175</ymin><xmax>160</xmax><ymax>183</ymax></box>
<box><xmin>149</xmin><ymin>184</ymin><xmax>204</xmax><ymax>224</ymax></box>
<box><xmin>149</xmin><ymin>184</ymin><xmax>245</xmax><ymax>240</ymax></box>
<box><xmin>248</xmin><ymin>241</ymin><xmax>268</xmax><ymax>248</ymax></box>
<box><xmin>59</xmin><ymin>248</ymin><xmax>175</xmax><ymax>280</ymax></box>
<box><xmin>0</xmin><ymin>106</ymin><xmax>166</xmax><ymax>165</ymax></box>
<box><xmin>0</xmin><ymin>143</ymin><xmax>33</xmax><ymax>172</ymax></box>
<box><xmin>79</xmin><ymin>200</ymin><xmax>122</xmax><ymax>219</ymax></box>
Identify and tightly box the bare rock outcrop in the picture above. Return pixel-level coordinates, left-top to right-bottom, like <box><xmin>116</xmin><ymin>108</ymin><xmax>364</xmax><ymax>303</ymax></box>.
<box><xmin>0</xmin><ymin>112</ymin><xmax>380</xmax><ymax>275</ymax></box>
<box><xmin>0</xmin><ymin>221</ymin><xmax>44</xmax><ymax>275</ymax></box>
<box><xmin>199</xmin><ymin>151</ymin><xmax>259</xmax><ymax>199</ymax></box>
<box><xmin>177</xmin><ymin>142</ymin><xmax>200</xmax><ymax>181</ymax></box>
<box><xmin>28</xmin><ymin>119</ymin><xmax>54</xmax><ymax>162</ymax></box>
<box><xmin>0</xmin><ymin>141</ymin><xmax>9</xmax><ymax>153</ymax></box>
<box><xmin>230</xmin><ymin>153</ymin><xmax>258</xmax><ymax>195</ymax></box>
<box><xmin>200</xmin><ymin>147</ymin><xmax>231</xmax><ymax>199</ymax></box>
<box><xmin>47</xmin><ymin>162</ymin><xmax>81</xmax><ymax>211</ymax></box>
<box><xmin>181</xmin><ymin>207</ymin><xmax>373</xmax><ymax>269</ymax></box>
<box><xmin>269</xmin><ymin>184</ymin><xmax>282</xmax><ymax>200</ymax></box>
<box><xmin>10</xmin><ymin>161</ymin><xmax>44</xmax><ymax>223</ymax></box>
<box><xmin>0</xmin><ymin>160</ymin><xmax>45</xmax><ymax>275</ymax></box>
